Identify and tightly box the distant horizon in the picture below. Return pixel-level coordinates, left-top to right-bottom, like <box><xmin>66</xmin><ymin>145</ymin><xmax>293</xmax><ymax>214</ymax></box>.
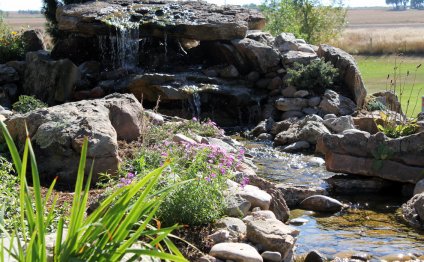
<box><xmin>0</xmin><ymin>0</ymin><xmax>389</xmax><ymax>11</ymax></box>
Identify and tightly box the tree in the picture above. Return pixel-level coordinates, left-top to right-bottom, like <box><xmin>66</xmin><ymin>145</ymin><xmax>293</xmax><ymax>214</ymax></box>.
<box><xmin>42</xmin><ymin>0</ymin><xmax>91</xmax><ymax>40</ymax></box>
<box><xmin>260</xmin><ymin>0</ymin><xmax>346</xmax><ymax>45</ymax></box>
<box><xmin>411</xmin><ymin>0</ymin><xmax>424</xmax><ymax>8</ymax></box>
<box><xmin>385</xmin><ymin>0</ymin><xmax>409</xmax><ymax>10</ymax></box>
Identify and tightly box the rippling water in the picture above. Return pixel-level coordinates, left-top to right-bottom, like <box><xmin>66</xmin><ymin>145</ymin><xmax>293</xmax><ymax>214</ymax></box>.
<box><xmin>243</xmin><ymin>140</ymin><xmax>424</xmax><ymax>259</ymax></box>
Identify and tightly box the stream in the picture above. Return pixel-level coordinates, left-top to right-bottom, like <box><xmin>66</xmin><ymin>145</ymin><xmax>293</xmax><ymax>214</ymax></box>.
<box><xmin>243</xmin><ymin>140</ymin><xmax>424</xmax><ymax>260</ymax></box>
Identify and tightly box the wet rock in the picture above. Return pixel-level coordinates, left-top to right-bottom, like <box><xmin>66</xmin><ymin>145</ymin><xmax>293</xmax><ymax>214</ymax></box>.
<box><xmin>270</xmin><ymin>119</ymin><xmax>295</xmax><ymax>135</ymax></box>
<box><xmin>274</xmin><ymin>119</ymin><xmax>330</xmax><ymax>146</ymax></box>
<box><xmin>278</xmin><ymin>141</ymin><xmax>310</xmax><ymax>152</ymax></box>
<box><xmin>0</xmin><ymin>64</ymin><xmax>19</xmax><ymax>84</ymax></box>
<box><xmin>22</xmin><ymin>29</ymin><xmax>46</xmax><ymax>52</ymax></box>
<box><xmin>23</xmin><ymin>51</ymin><xmax>80</xmax><ymax>105</ymax></box>
<box><xmin>250</xmin><ymin>118</ymin><xmax>275</xmax><ymax>137</ymax></box>
<box><xmin>288</xmin><ymin>217</ymin><xmax>308</xmax><ymax>226</ymax></box>
<box><xmin>274</xmin><ymin>32</ymin><xmax>298</xmax><ymax>52</ymax></box>
<box><xmin>319</xmin><ymin>89</ymin><xmax>356</xmax><ymax>116</ymax></box>
<box><xmin>215</xmin><ymin>217</ymin><xmax>247</xmax><ymax>237</ymax></box>
<box><xmin>276</xmin><ymin>184</ymin><xmax>328</xmax><ymax>208</ymax></box>
<box><xmin>225</xmin><ymin>195</ymin><xmax>251</xmax><ymax>217</ymax></box>
<box><xmin>327</xmin><ymin>175</ymin><xmax>397</xmax><ymax>194</ymax></box>
<box><xmin>351</xmin><ymin>252</ymin><xmax>371</xmax><ymax>261</ymax></box>
<box><xmin>246</xmin><ymin>219</ymin><xmax>299</xmax><ymax>260</ymax></box>
<box><xmin>210</xmin><ymin>243</ymin><xmax>263</xmax><ymax>262</ymax></box>
<box><xmin>414</xmin><ymin>179</ymin><xmax>424</xmax><ymax>195</ymax></box>
<box><xmin>380</xmin><ymin>253</ymin><xmax>417</xmax><ymax>262</ymax></box>
<box><xmin>219</xmin><ymin>65</ymin><xmax>240</xmax><ymax>79</ymax></box>
<box><xmin>79</xmin><ymin>60</ymin><xmax>101</xmax><ymax>82</ymax></box>
<box><xmin>275</xmin><ymin>97</ymin><xmax>308</xmax><ymax>111</ymax></box>
<box><xmin>323</xmin><ymin>115</ymin><xmax>355</xmax><ymax>133</ymax></box>
<box><xmin>232</xmin><ymin>38</ymin><xmax>280</xmax><ymax>74</ymax></box>
<box><xmin>304</xmin><ymin>250</ymin><xmax>326</xmax><ymax>262</ymax></box>
<box><xmin>317</xmin><ymin>44</ymin><xmax>367</xmax><ymax>107</ymax></box>
<box><xmin>2</xmin><ymin>93</ymin><xmax>143</xmax><ymax>185</ymax></box>
<box><xmin>401</xmin><ymin>192</ymin><xmax>424</xmax><ymax>229</ymax></box>
<box><xmin>261</xmin><ymin>251</ymin><xmax>282</xmax><ymax>262</ymax></box>
<box><xmin>299</xmin><ymin>195</ymin><xmax>344</xmax><ymax>212</ymax></box>
<box><xmin>282</xmin><ymin>51</ymin><xmax>318</xmax><ymax>66</ymax></box>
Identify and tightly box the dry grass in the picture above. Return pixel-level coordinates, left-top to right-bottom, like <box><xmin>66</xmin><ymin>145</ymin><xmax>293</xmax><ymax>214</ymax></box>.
<box><xmin>331</xmin><ymin>8</ymin><xmax>424</xmax><ymax>55</ymax></box>
<box><xmin>3</xmin><ymin>12</ymin><xmax>46</xmax><ymax>31</ymax></box>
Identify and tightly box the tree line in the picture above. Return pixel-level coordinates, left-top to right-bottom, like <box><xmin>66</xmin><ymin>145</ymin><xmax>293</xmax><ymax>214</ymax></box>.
<box><xmin>386</xmin><ymin>0</ymin><xmax>424</xmax><ymax>9</ymax></box>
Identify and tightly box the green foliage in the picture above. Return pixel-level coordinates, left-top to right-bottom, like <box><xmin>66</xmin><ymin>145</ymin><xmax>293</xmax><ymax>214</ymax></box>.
<box><xmin>0</xmin><ymin>121</ymin><xmax>186</xmax><ymax>262</ymax></box>
<box><xmin>12</xmin><ymin>95</ymin><xmax>47</xmax><ymax>114</ymax></box>
<box><xmin>0</xmin><ymin>156</ymin><xmax>20</xmax><ymax>231</ymax></box>
<box><xmin>261</xmin><ymin>0</ymin><xmax>346</xmax><ymax>44</ymax></box>
<box><xmin>0</xmin><ymin>15</ymin><xmax>26</xmax><ymax>63</ymax></box>
<box><xmin>287</xmin><ymin>59</ymin><xmax>339</xmax><ymax>94</ymax></box>
<box><xmin>366</xmin><ymin>99</ymin><xmax>387</xmax><ymax>111</ymax></box>
<box><xmin>376</xmin><ymin>111</ymin><xmax>419</xmax><ymax>138</ymax></box>
<box><xmin>411</xmin><ymin>0</ymin><xmax>424</xmax><ymax>8</ymax></box>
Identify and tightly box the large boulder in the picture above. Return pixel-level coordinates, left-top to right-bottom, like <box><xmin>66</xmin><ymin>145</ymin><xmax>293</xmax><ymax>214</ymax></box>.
<box><xmin>401</xmin><ymin>193</ymin><xmax>424</xmax><ymax>229</ymax></box>
<box><xmin>0</xmin><ymin>64</ymin><xmax>19</xmax><ymax>84</ymax></box>
<box><xmin>23</xmin><ymin>51</ymin><xmax>80</xmax><ymax>105</ymax></box>
<box><xmin>22</xmin><ymin>29</ymin><xmax>46</xmax><ymax>52</ymax></box>
<box><xmin>2</xmin><ymin>93</ymin><xmax>143</xmax><ymax>185</ymax></box>
<box><xmin>317</xmin><ymin>44</ymin><xmax>367</xmax><ymax>107</ymax></box>
<box><xmin>274</xmin><ymin>117</ymin><xmax>330</xmax><ymax>146</ymax></box>
<box><xmin>231</xmin><ymin>38</ymin><xmax>280</xmax><ymax>73</ymax></box>
<box><xmin>56</xmin><ymin>0</ymin><xmax>265</xmax><ymax>40</ymax></box>
<box><xmin>319</xmin><ymin>89</ymin><xmax>356</xmax><ymax>116</ymax></box>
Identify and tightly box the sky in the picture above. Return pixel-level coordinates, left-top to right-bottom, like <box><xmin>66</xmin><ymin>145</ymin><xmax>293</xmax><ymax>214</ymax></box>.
<box><xmin>0</xmin><ymin>0</ymin><xmax>388</xmax><ymax>11</ymax></box>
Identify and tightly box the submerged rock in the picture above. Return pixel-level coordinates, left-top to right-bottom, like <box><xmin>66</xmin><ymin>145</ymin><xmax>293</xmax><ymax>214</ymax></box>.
<box><xmin>299</xmin><ymin>195</ymin><xmax>344</xmax><ymax>213</ymax></box>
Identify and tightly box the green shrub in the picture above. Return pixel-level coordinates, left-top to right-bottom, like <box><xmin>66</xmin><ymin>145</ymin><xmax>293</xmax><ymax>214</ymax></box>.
<box><xmin>288</xmin><ymin>59</ymin><xmax>339</xmax><ymax>94</ymax></box>
<box><xmin>366</xmin><ymin>99</ymin><xmax>387</xmax><ymax>111</ymax></box>
<box><xmin>0</xmin><ymin>156</ymin><xmax>19</xmax><ymax>231</ymax></box>
<box><xmin>0</xmin><ymin>121</ymin><xmax>186</xmax><ymax>262</ymax></box>
<box><xmin>0</xmin><ymin>16</ymin><xmax>26</xmax><ymax>63</ymax></box>
<box><xmin>12</xmin><ymin>95</ymin><xmax>47</xmax><ymax>113</ymax></box>
<box><xmin>119</xmin><ymin>136</ymin><xmax>243</xmax><ymax>226</ymax></box>
<box><xmin>376</xmin><ymin>111</ymin><xmax>419</xmax><ymax>138</ymax></box>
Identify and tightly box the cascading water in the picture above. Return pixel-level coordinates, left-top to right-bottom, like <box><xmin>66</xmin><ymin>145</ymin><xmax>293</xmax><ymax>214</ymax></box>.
<box><xmin>192</xmin><ymin>92</ymin><xmax>201</xmax><ymax>119</ymax></box>
<box><xmin>98</xmin><ymin>25</ymin><xmax>139</xmax><ymax>70</ymax></box>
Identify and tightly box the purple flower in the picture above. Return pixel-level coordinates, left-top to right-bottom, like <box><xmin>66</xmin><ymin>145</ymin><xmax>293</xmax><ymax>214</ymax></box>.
<box><xmin>210</xmin><ymin>173</ymin><xmax>217</xmax><ymax>178</ymax></box>
<box><xmin>205</xmin><ymin>176</ymin><xmax>211</xmax><ymax>182</ymax></box>
<box><xmin>192</xmin><ymin>117</ymin><xmax>198</xmax><ymax>121</ymax></box>
<box><xmin>127</xmin><ymin>172</ymin><xmax>135</xmax><ymax>179</ymax></box>
<box><xmin>240</xmin><ymin>176</ymin><xmax>250</xmax><ymax>188</ymax></box>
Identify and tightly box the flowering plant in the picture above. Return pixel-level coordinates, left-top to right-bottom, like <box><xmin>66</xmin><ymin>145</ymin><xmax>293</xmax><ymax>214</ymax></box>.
<box><xmin>0</xmin><ymin>16</ymin><xmax>25</xmax><ymax>63</ymax></box>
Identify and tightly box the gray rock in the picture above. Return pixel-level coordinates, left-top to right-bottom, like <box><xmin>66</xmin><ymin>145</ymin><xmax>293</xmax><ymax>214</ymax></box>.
<box><xmin>294</xmin><ymin>90</ymin><xmax>309</xmax><ymax>98</ymax></box>
<box><xmin>270</xmin><ymin>119</ymin><xmax>295</xmax><ymax>135</ymax></box>
<box><xmin>308</xmin><ymin>96</ymin><xmax>321</xmax><ymax>107</ymax></box>
<box><xmin>3</xmin><ymin>93</ymin><xmax>142</xmax><ymax>184</ymax></box>
<box><xmin>173</xmin><ymin>134</ymin><xmax>197</xmax><ymax>144</ymax></box>
<box><xmin>304</xmin><ymin>250</ymin><xmax>326</xmax><ymax>262</ymax></box>
<box><xmin>219</xmin><ymin>65</ymin><xmax>240</xmax><ymax>79</ymax></box>
<box><xmin>401</xmin><ymin>192</ymin><xmax>424</xmax><ymax>229</ymax></box>
<box><xmin>275</xmin><ymin>97</ymin><xmax>309</xmax><ymax>111</ymax></box>
<box><xmin>323</xmin><ymin>115</ymin><xmax>356</xmax><ymax>133</ymax></box>
<box><xmin>281</xmin><ymin>110</ymin><xmax>304</xmax><ymax>120</ymax></box>
<box><xmin>22</xmin><ymin>29</ymin><xmax>46</xmax><ymax>52</ymax></box>
<box><xmin>208</xmin><ymin>230</ymin><xmax>231</xmax><ymax>244</ymax></box>
<box><xmin>277</xmin><ymin>184</ymin><xmax>328</xmax><ymax>208</ymax></box>
<box><xmin>210</xmin><ymin>243</ymin><xmax>263</xmax><ymax>262</ymax></box>
<box><xmin>23</xmin><ymin>51</ymin><xmax>80</xmax><ymax>104</ymax></box>
<box><xmin>323</xmin><ymin>113</ymin><xmax>337</xmax><ymax>120</ymax></box>
<box><xmin>250</xmin><ymin>118</ymin><xmax>275</xmax><ymax>137</ymax></box>
<box><xmin>247</xmin><ymin>30</ymin><xmax>275</xmax><ymax>47</ymax></box>
<box><xmin>302</xmin><ymin>107</ymin><xmax>319</xmax><ymax>115</ymax></box>
<box><xmin>303</xmin><ymin>114</ymin><xmax>324</xmax><ymax>123</ymax></box>
<box><xmin>261</xmin><ymin>251</ymin><xmax>282</xmax><ymax>262</ymax></box>
<box><xmin>319</xmin><ymin>89</ymin><xmax>356</xmax><ymax>116</ymax></box>
<box><xmin>256</xmin><ymin>78</ymin><xmax>272</xmax><ymax>89</ymax></box>
<box><xmin>288</xmin><ymin>217</ymin><xmax>308</xmax><ymax>226</ymax></box>
<box><xmin>243</xmin><ymin>210</ymin><xmax>277</xmax><ymax>222</ymax></box>
<box><xmin>246</xmin><ymin>219</ymin><xmax>299</xmax><ymax>260</ymax></box>
<box><xmin>297</xmin><ymin>44</ymin><xmax>316</xmax><ymax>54</ymax></box>
<box><xmin>0</xmin><ymin>64</ymin><xmax>19</xmax><ymax>84</ymax></box>
<box><xmin>318</xmin><ymin>44</ymin><xmax>367</xmax><ymax>107</ymax></box>
<box><xmin>278</xmin><ymin>141</ymin><xmax>310</xmax><ymax>152</ymax></box>
<box><xmin>225</xmin><ymin>195</ymin><xmax>251</xmax><ymax>217</ymax></box>
<box><xmin>414</xmin><ymin>179</ymin><xmax>424</xmax><ymax>195</ymax></box>
<box><xmin>257</xmin><ymin>133</ymin><xmax>273</xmax><ymax>141</ymax></box>
<box><xmin>282</xmin><ymin>51</ymin><xmax>319</xmax><ymax>66</ymax></box>
<box><xmin>247</xmin><ymin>71</ymin><xmax>261</xmax><ymax>82</ymax></box>
<box><xmin>232</xmin><ymin>38</ymin><xmax>280</xmax><ymax>74</ymax></box>
<box><xmin>236</xmin><ymin>184</ymin><xmax>272</xmax><ymax>210</ymax></box>
<box><xmin>300</xmin><ymin>195</ymin><xmax>344</xmax><ymax>213</ymax></box>
<box><xmin>215</xmin><ymin>217</ymin><xmax>247</xmax><ymax>236</ymax></box>
<box><xmin>274</xmin><ymin>32</ymin><xmax>298</xmax><ymax>52</ymax></box>
<box><xmin>281</xmin><ymin>86</ymin><xmax>297</xmax><ymax>97</ymax></box>
<box><xmin>274</xmin><ymin>119</ymin><xmax>329</xmax><ymax>146</ymax></box>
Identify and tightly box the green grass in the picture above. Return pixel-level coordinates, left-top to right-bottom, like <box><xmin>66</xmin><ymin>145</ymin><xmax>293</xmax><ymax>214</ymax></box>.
<box><xmin>355</xmin><ymin>55</ymin><xmax>424</xmax><ymax>117</ymax></box>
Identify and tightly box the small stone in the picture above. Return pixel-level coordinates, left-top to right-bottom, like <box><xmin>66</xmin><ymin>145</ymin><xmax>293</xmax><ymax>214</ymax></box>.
<box><xmin>208</xmin><ymin>230</ymin><xmax>231</xmax><ymax>244</ymax></box>
<box><xmin>209</xmin><ymin>243</ymin><xmax>263</xmax><ymax>262</ymax></box>
<box><xmin>252</xmin><ymin>207</ymin><xmax>261</xmax><ymax>212</ymax></box>
<box><xmin>281</xmin><ymin>86</ymin><xmax>297</xmax><ymax>97</ymax></box>
<box><xmin>173</xmin><ymin>134</ymin><xmax>197</xmax><ymax>144</ymax></box>
<box><xmin>297</xmin><ymin>44</ymin><xmax>315</xmax><ymax>54</ymax></box>
<box><xmin>323</xmin><ymin>114</ymin><xmax>337</xmax><ymax>120</ymax></box>
<box><xmin>414</xmin><ymin>179</ymin><xmax>424</xmax><ymax>195</ymax></box>
<box><xmin>257</xmin><ymin>133</ymin><xmax>273</xmax><ymax>141</ymax></box>
<box><xmin>288</xmin><ymin>217</ymin><xmax>308</xmax><ymax>226</ymax></box>
<box><xmin>247</xmin><ymin>71</ymin><xmax>261</xmax><ymax>82</ymax></box>
<box><xmin>294</xmin><ymin>90</ymin><xmax>309</xmax><ymax>98</ymax></box>
<box><xmin>304</xmin><ymin>250</ymin><xmax>326</xmax><ymax>262</ymax></box>
<box><xmin>261</xmin><ymin>251</ymin><xmax>282</xmax><ymax>262</ymax></box>
<box><xmin>308</xmin><ymin>96</ymin><xmax>321</xmax><ymax>107</ymax></box>
<box><xmin>323</xmin><ymin>115</ymin><xmax>356</xmax><ymax>133</ymax></box>
<box><xmin>279</xmin><ymin>141</ymin><xmax>310</xmax><ymax>152</ymax></box>
<box><xmin>300</xmin><ymin>195</ymin><xmax>344</xmax><ymax>213</ymax></box>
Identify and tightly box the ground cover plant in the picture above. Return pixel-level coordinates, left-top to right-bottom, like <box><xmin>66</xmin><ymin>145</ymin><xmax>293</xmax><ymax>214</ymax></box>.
<box><xmin>12</xmin><ymin>95</ymin><xmax>48</xmax><ymax>114</ymax></box>
<box><xmin>0</xmin><ymin>121</ymin><xmax>187</xmax><ymax>261</ymax></box>
<box><xmin>0</xmin><ymin>14</ymin><xmax>26</xmax><ymax>63</ymax></box>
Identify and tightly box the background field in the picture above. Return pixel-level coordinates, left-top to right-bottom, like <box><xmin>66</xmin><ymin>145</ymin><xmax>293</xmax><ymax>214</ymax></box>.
<box><xmin>3</xmin><ymin>11</ymin><xmax>45</xmax><ymax>30</ymax></box>
<box><xmin>356</xmin><ymin>55</ymin><xmax>424</xmax><ymax>116</ymax></box>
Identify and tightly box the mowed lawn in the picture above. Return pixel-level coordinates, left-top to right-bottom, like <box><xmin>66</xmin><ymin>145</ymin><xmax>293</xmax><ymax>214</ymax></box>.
<box><xmin>355</xmin><ymin>55</ymin><xmax>424</xmax><ymax>116</ymax></box>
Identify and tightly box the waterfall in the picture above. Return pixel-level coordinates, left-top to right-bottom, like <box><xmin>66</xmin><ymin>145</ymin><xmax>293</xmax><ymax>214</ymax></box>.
<box><xmin>192</xmin><ymin>92</ymin><xmax>201</xmax><ymax>119</ymax></box>
<box><xmin>98</xmin><ymin>27</ymin><xmax>139</xmax><ymax>70</ymax></box>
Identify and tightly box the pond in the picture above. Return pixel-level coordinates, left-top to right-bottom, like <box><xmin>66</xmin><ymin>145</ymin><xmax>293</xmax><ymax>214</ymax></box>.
<box><xmin>244</xmin><ymin>141</ymin><xmax>424</xmax><ymax>259</ymax></box>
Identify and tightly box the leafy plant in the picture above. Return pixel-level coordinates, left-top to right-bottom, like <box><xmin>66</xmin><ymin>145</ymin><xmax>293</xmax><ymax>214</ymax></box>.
<box><xmin>366</xmin><ymin>99</ymin><xmax>387</xmax><ymax>111</ymax></box>
<box><xmin>0</xmin><ymin>15</ymin><xmax>26</xmax><ymax>63</ymax></box>
<box><xmin>0</xmin><ymin>121</ymin><xmax>187</xmax><ymax>261</ymax></box>
<box><xmin>287</xmin><ymin>59</ymin><xmax>339</xmax><ymax>94</ymax></box>
<box><xmin>376</xmin><ymin>111</ymin><xmax>419</xmax><ymax>138</ymax></box>
<box><xmin>12</xmin><ymin>95</ymin><xmax>47</xmax><ymax>114</ymax></box>
<box><xmin>0</xmin><ymin>156</ymin><xmax>20</xmax><ymax>232</ymax></box>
